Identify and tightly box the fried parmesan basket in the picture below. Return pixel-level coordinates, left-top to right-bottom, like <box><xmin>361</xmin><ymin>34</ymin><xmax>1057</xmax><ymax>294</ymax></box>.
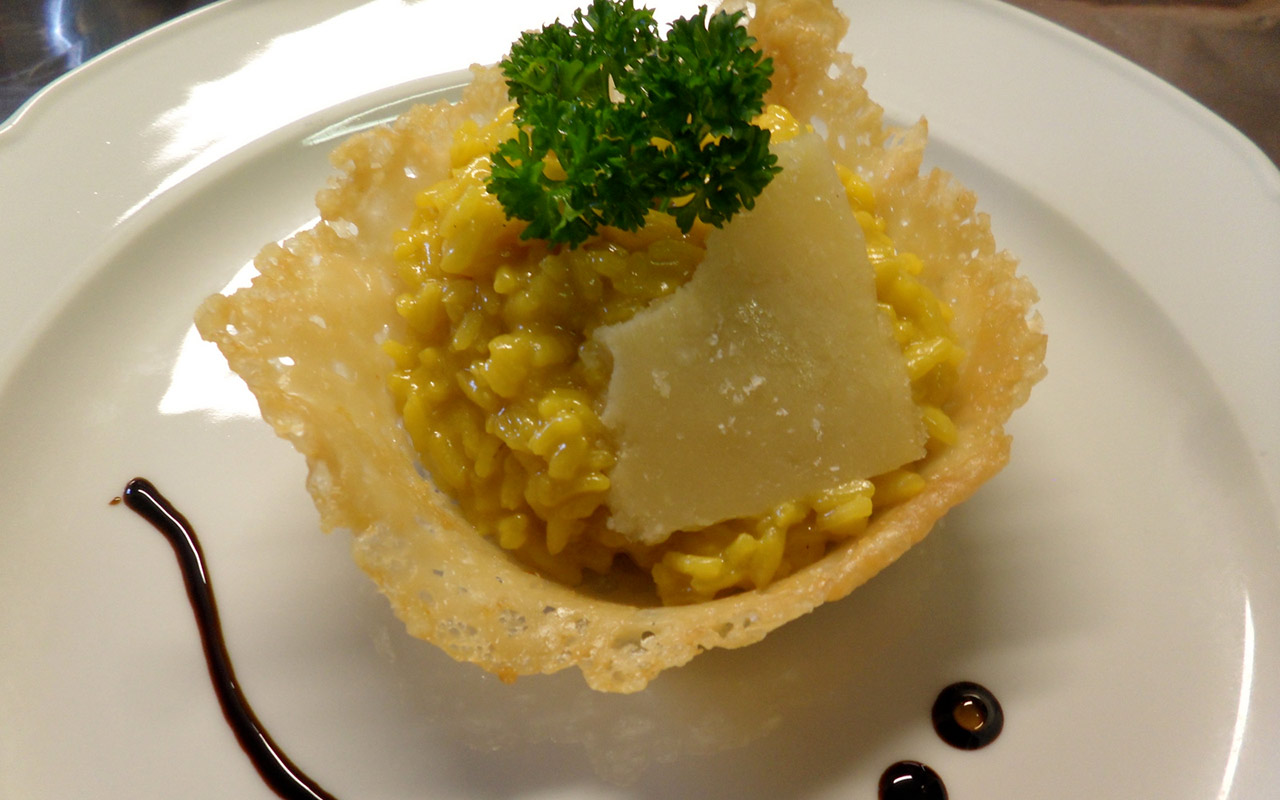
<box><xmin>196</xmin><ymin>0</ymin><xmax>1045</xmax><ymax>693</ymax></box>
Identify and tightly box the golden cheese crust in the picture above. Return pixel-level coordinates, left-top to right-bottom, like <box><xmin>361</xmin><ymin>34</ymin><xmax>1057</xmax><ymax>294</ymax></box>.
<box><xmin>196</xmin><ymin>0</ymin><xmax>1045</xmax><ymax>693</ymax></box>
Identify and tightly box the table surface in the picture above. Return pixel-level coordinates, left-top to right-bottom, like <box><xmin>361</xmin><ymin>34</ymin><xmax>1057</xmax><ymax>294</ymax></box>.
<box><xmin>1</xmin><ymin>0</ymin><xmax>1277</xmax><ymax>166</ymax></box>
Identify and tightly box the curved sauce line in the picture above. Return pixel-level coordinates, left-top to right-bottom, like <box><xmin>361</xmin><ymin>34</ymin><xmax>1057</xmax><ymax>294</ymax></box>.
<box><xmin>121</xmin><ymin>477</ymin><xmax>1004</xmax><ymax>800</ymax></box>
<box><xmin>122</xmin><ymin>477</ymin><xmax>338</xmax><ymax>800</ymax></box>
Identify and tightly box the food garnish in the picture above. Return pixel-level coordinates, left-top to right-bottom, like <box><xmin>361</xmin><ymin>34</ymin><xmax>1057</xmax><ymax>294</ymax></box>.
<box><xmin>488</xmin><ymin>1</ymin><xmax>778</xmax><ymax>246</ymax></box>
<box><xmin>196</xmin><ymin>0</ymin><xmax>1046</xmax><ymax>692</ymax></box>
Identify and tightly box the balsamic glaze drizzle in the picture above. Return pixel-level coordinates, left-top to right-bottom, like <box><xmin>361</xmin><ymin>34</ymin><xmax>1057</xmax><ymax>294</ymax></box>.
<box><xmin>122</xmin><ymin>478</ymin><xmax>338</xmax><ymax>800</ymax></box>
<box><xmin>122</xmin><ymin>477</ymin><xmax>1006</xmax><ymax>799</ymax></box>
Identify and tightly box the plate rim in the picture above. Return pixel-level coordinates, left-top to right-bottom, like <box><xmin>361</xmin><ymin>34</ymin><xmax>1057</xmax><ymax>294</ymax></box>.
<box><xmin>1</xmin><ymin>0</ymin><xmax>1277</xmax><ymax>797</ymax></box>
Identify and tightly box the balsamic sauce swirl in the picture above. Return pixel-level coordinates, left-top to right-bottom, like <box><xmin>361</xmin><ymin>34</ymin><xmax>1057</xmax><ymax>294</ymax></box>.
<box><xmin>122</xmin><ymin>477</ymin><xmax>1005</xmax><ymax>800</ymax></box>
<box><xmin>122</xmin><ymin>478</ymin><xmax>338</xmax><ymax>800</ymax></box>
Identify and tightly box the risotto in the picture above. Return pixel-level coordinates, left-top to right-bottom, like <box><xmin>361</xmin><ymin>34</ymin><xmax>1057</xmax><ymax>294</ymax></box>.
<box><xmin>384</xmin><ymin>105</ymin><xmax>964</xmax><ymax>605</ymax></box>
<box><xmin>196</xmin><ymin>0</ymin><xmax>1045</xmax><ymax>691</ymax></box>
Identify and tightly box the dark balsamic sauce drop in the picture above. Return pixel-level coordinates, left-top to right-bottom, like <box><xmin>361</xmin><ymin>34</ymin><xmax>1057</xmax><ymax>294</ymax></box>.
<box><xmin>878</xmin><ymin>682</ymin><xmax>1004</xmax><ymax>797</ymax></box>
<box><xmin>122</xmin><ymin>478</ymin><xmax>339</xmax><ymax>800</ymax></box>
<box><xmin>879</xmin><ymin>761</ymin><xmax>947</xmax><ymax>800</ymax></box>
<box><xmin>931</xmin><ymin>681</ymin><xmax>1004</xmax><ymax>750</ymax></box>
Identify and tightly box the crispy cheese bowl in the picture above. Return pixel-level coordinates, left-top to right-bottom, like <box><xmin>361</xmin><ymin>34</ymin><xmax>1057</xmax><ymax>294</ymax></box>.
<box><xmin>196</xmin><ymin>0</ymin><xmax>1045</xmax><ymax>693</ymax></box>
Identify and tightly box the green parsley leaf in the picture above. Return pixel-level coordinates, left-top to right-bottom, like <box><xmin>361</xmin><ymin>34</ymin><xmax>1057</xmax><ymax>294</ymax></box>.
<box><xmin>487</xmin><ymin>0</ymin><xmax>779</xmax><ymax>247</ymax></box>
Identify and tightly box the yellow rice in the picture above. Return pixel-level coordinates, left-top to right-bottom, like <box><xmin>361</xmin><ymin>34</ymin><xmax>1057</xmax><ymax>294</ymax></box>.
<box><xmin>384</xmin><ymin>104</ymin><xmax>964</xmax><ymax>605</ymax></box>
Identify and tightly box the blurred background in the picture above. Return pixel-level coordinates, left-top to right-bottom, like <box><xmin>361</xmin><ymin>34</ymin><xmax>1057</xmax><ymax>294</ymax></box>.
<box><xmin>1</xmin><ymin>0</ymin><xmax>1276</xmax><ymax>165</ymax></box>
<box><xmin>1</xmin><ymin>0</ymin><xmax>215</xmax><ymax>118</ymax></box>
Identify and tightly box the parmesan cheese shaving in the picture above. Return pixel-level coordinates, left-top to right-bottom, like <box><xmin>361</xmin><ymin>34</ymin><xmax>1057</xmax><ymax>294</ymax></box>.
<box><xmin>598</xmin><ymin>132</ymin><xmax>925</xmax><ymax>543</ymax></box>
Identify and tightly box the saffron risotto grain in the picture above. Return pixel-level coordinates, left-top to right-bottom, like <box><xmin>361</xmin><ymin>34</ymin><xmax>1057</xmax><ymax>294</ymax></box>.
<box><xmin>384</xmin><ymin>105</ymin><xmax>964</xmax><ymax>605</ymax></box>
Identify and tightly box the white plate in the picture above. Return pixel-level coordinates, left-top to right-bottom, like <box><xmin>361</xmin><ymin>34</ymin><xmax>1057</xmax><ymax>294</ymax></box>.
<box><xmin>2</xmin><ymin>0</ymin><xmax>1278</xmax><ymax>797</ymax></box>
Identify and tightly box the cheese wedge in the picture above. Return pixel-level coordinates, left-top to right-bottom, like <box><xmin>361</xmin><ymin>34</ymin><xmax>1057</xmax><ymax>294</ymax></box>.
<box><xmin>597</xmin><ymin>132</ymin><xmax>926</xmax><ymax>544</ymax></box>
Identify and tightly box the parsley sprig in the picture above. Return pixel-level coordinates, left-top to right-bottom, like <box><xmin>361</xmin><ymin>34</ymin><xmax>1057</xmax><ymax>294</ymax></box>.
<box><xmin>487</xmin><ymin>0</ymin><xmax>779</xmax><ymax>247</ymax></box>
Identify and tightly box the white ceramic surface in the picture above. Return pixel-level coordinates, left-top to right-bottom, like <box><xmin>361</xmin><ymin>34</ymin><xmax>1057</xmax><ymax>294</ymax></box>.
<box><xmin>2</xmin><ymin>1</ymin><xmax>1278</xmax><ymax>798</ymax></box>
